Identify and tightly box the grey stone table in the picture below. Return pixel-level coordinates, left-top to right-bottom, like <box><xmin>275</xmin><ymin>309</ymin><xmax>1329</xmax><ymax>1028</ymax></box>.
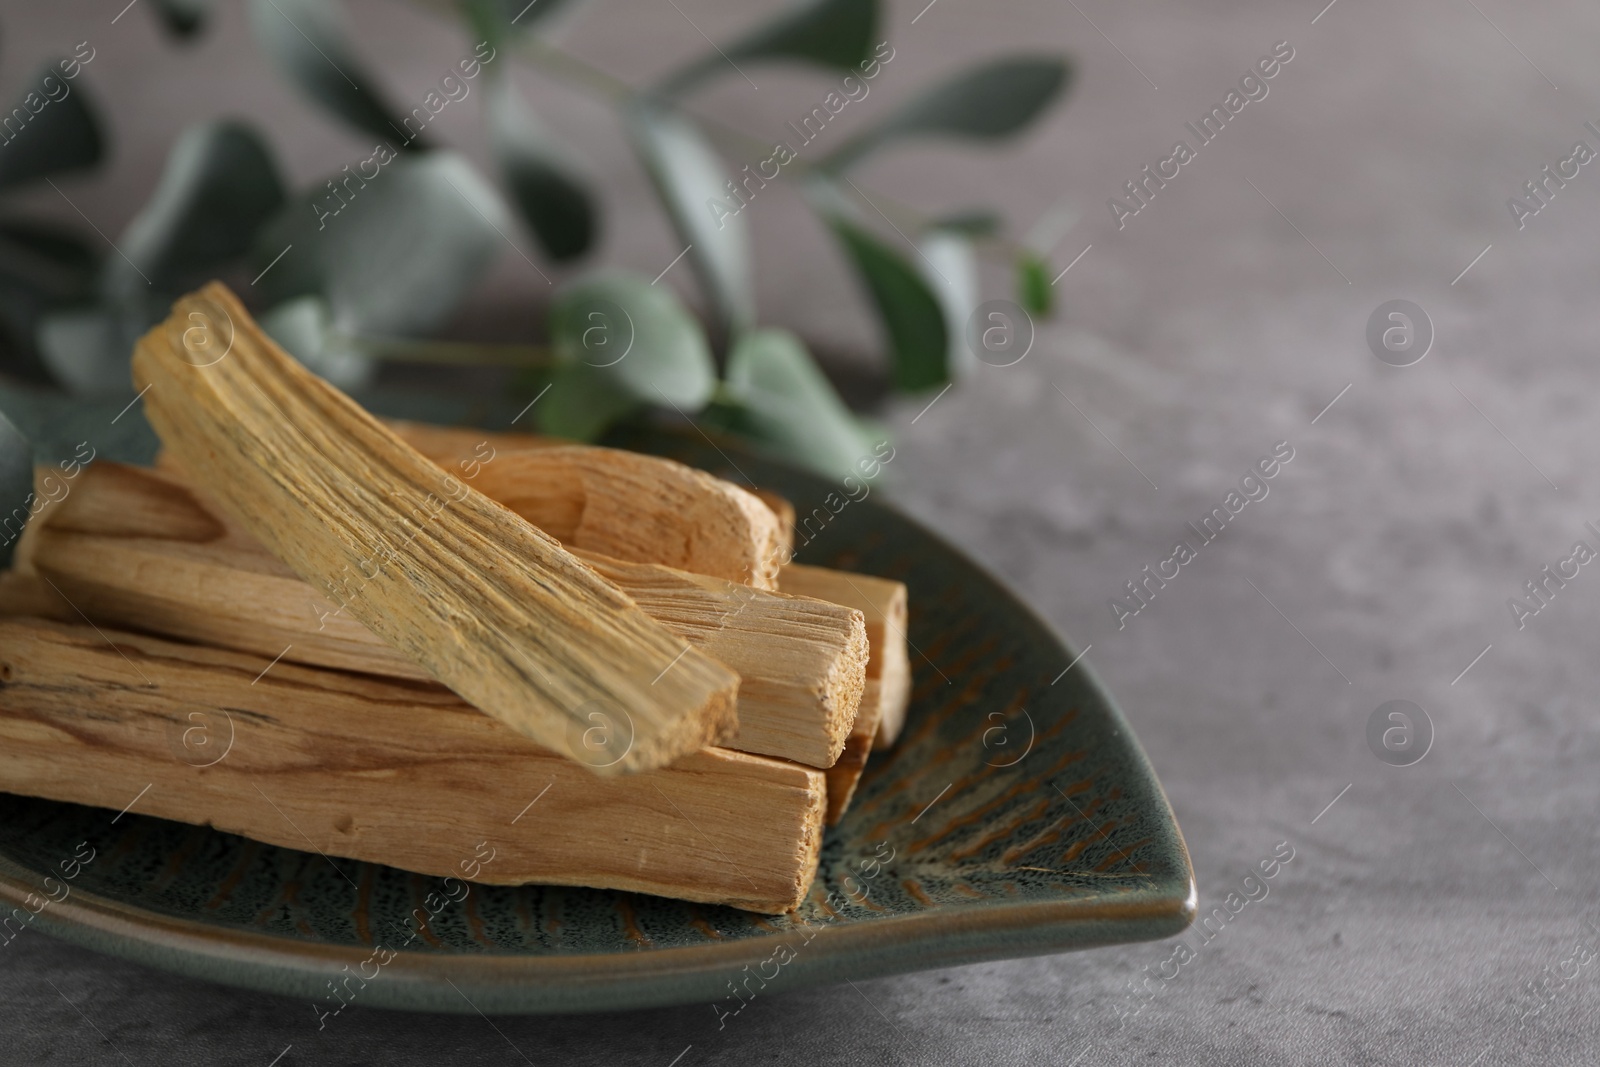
<box><xmin>4</xmin><ymin>0</ymin><xmax>1599</xmax><ymax>1063</ymax></box>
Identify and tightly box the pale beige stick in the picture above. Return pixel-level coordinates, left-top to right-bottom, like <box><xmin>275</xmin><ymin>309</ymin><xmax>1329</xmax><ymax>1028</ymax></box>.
<box><xmin>131</xmin><ymin>283</ymin><xmax>737</xmax><ymax>775</ymax></box>
<box><xmin>823</xmin><ymin>679</ymin><xmax>886</xmax><ymax>825</ymax></box>
<box><xmin>779</xmin><ymin>563</ymin><xmax>912</xmax><ymax>749</ymax></box>
<box><xmin>0</xmin><ymin>619</ymin><xmax>822</xmax><ymax>913</ymax></box>
<box><xmin>579</xmin><ymin>553</ymin><xmax>864</xmax><ymax>767</ymax></box>
<box><xmin>0</xmin><ymin>569</ymin><xmax>72</xmax><ymax>620</ymax></box>
<box><xmin>30</xmin><ymin>462</ymin><xmax>866</xmax><ymax>768</ymax></box>
<box><xmin>387</xmin><ymin>420</ymin><xmax>785</xmax><ymax>590</ymax></box>
<box><xmin>750</xmin><ymin>488</ymin><xmax>796</xmax><ymax>566</ymax></box>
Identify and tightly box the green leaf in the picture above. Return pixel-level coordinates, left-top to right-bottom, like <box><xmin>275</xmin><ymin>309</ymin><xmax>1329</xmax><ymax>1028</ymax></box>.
<box><xmin>258</xmin><ymin>295</ymin><xmax>373</xmax><ymax>388</ymax></box>
<box><xmin>36</xmin><ymin>306</ymin><xmax>128</xmax><ymax>395</ymax></box>
<box><xmin>250</xmin><ymin>151</ymin><xmax>514</xmax><ymax>339</ymax></box>
<box><xmin>929</xmin><ymin>210</ymin><xmax>1000</xmax><ymax>238</ymax></box>
<box><xmin>150</xmin><ymin>0</ymin><xmax>210</xmax><ymax>37</ymax></box>
<box><xmin>486</xmin><ymin>77</ymin><xmax>595</xmax><ymax>261</ymax></box>
<box><xmin>657</xmin><ymin>0</ymin><xmax>878</xmax><ymax>96</ymax></box>
<box><xmin>825</xmin><ymin>215</ymin><xmax>948</xmax><ymax>391</ymax></box>
<box><xmin>919</xmin><ymin>227</ymin><xmax>977</xmax><ymax>380</ymax></box>
<box><xmin>0</xmin><ymin>219</ymin><xmax>96</xmax><ymax>300</ymax></box>
<box><xmin>0</xmin><ymin>223</ymin><xmax>97</xmax><ymax>379</ymax></box>
<box><xmin>821</xmin><ymin>55</ymin><xmax>1069</xmax><ymax>171</ymax></box>
<box><xmin>0</xmin><ymin>62</ymin><xmax>106</xmax><ymax>189</ymax></box>
<box><xmin>626</xmin><ymin>103</ymin><xmax>754</xmax><ymax>334</ymax></box>
<box><xmin>723</xmin><ymin>328</ymin><xmax>878</xmax><ymax>478</ymax></box>
<box><xmin>548</xmin><ymin>270</ymin><xmax>716</xmax><ymax>429</ymax></box>
<box><xmin>537</xmin><ymin>362</ymin><xmax>644</xmax><ymax>441</ymax></box>
<box><xmin>107</xmin><ymin>121</ymin><xmax>285</xmax><ymax>298</ymax></box>
<box><xmin>0</xmin><ymin>407</ymin><xmax>33</xmax><ymax>569</ymax></box>
<box><xmin>248</xmin><ymin>0</ymin><xmax>422</xmax><ymax>150</ymax></box>
<box><xmin>460</xmin><ymin>0</ymin><xmax>581</xmax><ymax>47</ymax></box>
<box><xmin>1017</xmin><ymin>252</ymin><xmax>1054</xmax><ymax>317</ymax></box>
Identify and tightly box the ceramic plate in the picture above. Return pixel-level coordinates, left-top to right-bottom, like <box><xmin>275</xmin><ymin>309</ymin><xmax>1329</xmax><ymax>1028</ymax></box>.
<box><xmin>0</xmin><ymin>423</ymin><xmax>1194</xmax><ymax>1014</ymax></box>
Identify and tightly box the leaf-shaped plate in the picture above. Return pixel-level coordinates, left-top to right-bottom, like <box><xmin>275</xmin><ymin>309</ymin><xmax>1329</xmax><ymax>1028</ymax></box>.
<box><xmin>0</xmin><ymin>426</ymin><xmax>1193</xmax><ymax>1014</ymax></box>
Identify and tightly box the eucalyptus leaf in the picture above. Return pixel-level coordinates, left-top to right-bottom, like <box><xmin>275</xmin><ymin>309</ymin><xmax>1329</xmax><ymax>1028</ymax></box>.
<box><xmin>825</xmin><ymin>216</ymin><xmax>948</xmax><ymax>391</ymax></box>
<box><xmin>0</xmin><ymin>62</ymin><xmax>106</xmax><ymax>189</ymax></box>
<box><xmin>920</xmin><ymin>227</ymin><xmax>978</xmax><ymax>380</ymax></box>
<box><xmin>626</xmin><ymin>103</ymin><xmax>754</xmax><ymax>334</ymax></box>
<box><xmin>1016</xmin><ymin>252</ymin><xmax>1053</xmax><ymax>316</ymax></box>
<box><xmin>0</xmin><ymin>219</ymin><xmax>96</xmax><ymax>300</ymax></box>
<box><xmin>461</xmin><ymin>0</ymin><xmax>581</xmax><ymax>46</ymax></box>
<box><xmin>657</xmin><ymin>0</ymin><xmax>878</xmax><ymax>96</ymax></box>
<box><xmin>0</xmin><ymin>407</ymin><xmax>33</xmax><ymax>569</ymax></box>
<box><xmin>248</xmin><ymin>0</ymin><xmax>421</xmax><ymax>150</ymax></box>
<box><xmin>536</xmin><ymin>361</ymin><xmax>644</xmax><ymax>442</ymax></box>
<box><xmin>251</xmin><ymin>150</ymin><xmax>515</xmax><ymax>338</ymax></box>
<box><xmin>549</xmin><ymin>270</ymin><xmax>715</xmax><ymax>415</ymax></box>
<box><xmin>929</xmin><ymin>210</ymin><xmax>1000</xmax><ymax>238</ymax></box>
<box><xmin>258</xmin><ymin>294</ymin><xmax>373</xmax><ymax>388</ymax></box>
<box><xmin>723</xmin><ymin>328</ymin><xmax>878</xmax><ymax>478</ymax></box>
<box><xmin>821</xmin><ymin>55</ymin><xmax>1070</xmax><ymax>171</ymax></box>
<box><xmin>36</xmin><ymin>306</ymin><xmax>128</xmax><ymax>395</ymax></box>
<box><xmin>486</xmin><ymin>77</ymin><xmax>595</xmax><ymax>261</ymax></box>
<box><xmin>106</xmin><ymin>121</ymin><xmax>285</xmax><ymax>299</ymax></box>
<box><xmin>151</xmin><ymin>0</ymin><xmax>210</xmax><ymax>37</ymax></box>
<box><xmin>0</xmin><ymin>220</ymin><xmax>99</xmax><ymax>380</ymax></box>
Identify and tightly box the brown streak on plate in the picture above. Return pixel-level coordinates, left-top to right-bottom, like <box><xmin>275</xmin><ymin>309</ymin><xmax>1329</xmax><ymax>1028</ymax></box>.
<box><xmin>543</xmin><ymin>891</ymin><xmax>563</xmax><ymax>943</ymax></box>
<box><xmin>615</xmin><ymin>896</ymin><xmax>651</xmax><ymax>949</ymax></box>
<box><xmin>148</xmin><ymin>825</ymin><xmax>209</xmax><ymax>896</ymax></box>
<box><xmin>408</xmin><ymin>873</ymin><xmax>445</xmax><ymax>948</ymax></box>
<box><xmin>103</xmin><ymin>820</ymin><xmax>153</xmax><ymax>872</ymax></box>
<box><xmin>687</xmin><ymin>908</ymin><xmax>725</xmax><ymax>941</ymax></box>
<box><xmin>463</xmin><ymin>887</ymin><xmax>494</xmax><ymax>949</ymax></box>
<box><xmin>1000</xmin><ymin>800</ymin><xmax>1112</xmax><ymax>867</ymax></box>
<box><xmin>951</xmin><ymin>797</ymin><xmax>1053</xmax><ymax>863</ymax></box>
<box><xmin>856</xmin><ymin>670</ymin><xmax>1000</xmax><ymax>833</ymax></box>
<box><xmin>1094</xmin><ymin>835</ymin><xmax>1152</xmax><ymax>874</ymax></box>
<box><xmin>910</xmin><ymin>746</ymin><xmax>1091</xmax><ymax>855</ymax></box>
<box><xmin>204</xmin><ymin>838</ymin><xmax>263</xmax><ymax>912</ymax></box>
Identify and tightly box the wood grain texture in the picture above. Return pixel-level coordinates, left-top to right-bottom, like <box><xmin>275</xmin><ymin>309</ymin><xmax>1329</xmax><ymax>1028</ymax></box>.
<box><xmin>388</xmin><ymin>420</ymin><xmax>785</xmax><ymax>590</ymax></box>
<box><xmin>130</xmin><ymin>284</ymin><xmax>737</xmax><ymax>775</ymax></box>
<box><xmin>750</xmin><ymin>488</ymin><xmax>796</xmax><ymax>566</ymax></box>
<box><xmin>778</xmin><ymin>563</ymin><xmax>912</xmax><ymax>749</ymax></box>
<box><xmin>27</xmin><ymin>462</ymin><xmax>866</xmax><ymax>768</ymax></box>
<box><xmin>0</xmin><ymin>619</ymin><xmax>824</xmax><ymax>913</ymax></box>
<box><xmin>579</xmin><ymin>553</ymin><xmax>865</xmax><ymax>768</ymax></box>
<box><xmin>824</xmin><ymin>678</ymin><xmax>885</xmax><ymax>825</ymax></box>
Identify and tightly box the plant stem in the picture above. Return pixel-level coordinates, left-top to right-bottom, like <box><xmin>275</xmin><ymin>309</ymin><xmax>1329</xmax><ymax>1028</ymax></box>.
<box><xmin>401</xmin><ymin>0</ymin><xmax>1039</xmax><ymax>265</ymax></box>
<box><xmin>343</xmin><ymin>333</ymin><xmax>554</xmax><ymax>367</ymax></box>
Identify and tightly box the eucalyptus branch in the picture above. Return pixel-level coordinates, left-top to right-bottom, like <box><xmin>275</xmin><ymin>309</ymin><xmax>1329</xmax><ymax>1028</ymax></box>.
<box><xmin>344</xmin><ymin>333</ymin><xmax>554</xmax><ymax>366</ymax></box>
<box><xmin>400</xmin><ymin>0</ymin><xmax>1034</xmax><ymax>263</ymax></box>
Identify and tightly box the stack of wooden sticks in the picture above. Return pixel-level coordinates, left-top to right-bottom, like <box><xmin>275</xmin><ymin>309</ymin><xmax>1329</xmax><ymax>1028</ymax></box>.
<box><xmin>0</xmin><ymin>283</ymin><xmax>910</xmax><ymax>914</ymax></box>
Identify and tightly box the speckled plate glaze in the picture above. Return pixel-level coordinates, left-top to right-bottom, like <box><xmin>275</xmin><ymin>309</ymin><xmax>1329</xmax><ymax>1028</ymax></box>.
<box><xmin>0</xmin><ymin>425</ymin><xmax>1194</xmax><ymax>1014</ymax></box>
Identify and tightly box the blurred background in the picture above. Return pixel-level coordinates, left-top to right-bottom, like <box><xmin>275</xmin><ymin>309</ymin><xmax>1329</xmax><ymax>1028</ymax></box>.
<box><xmin>4</xmin><ymin>0</ymin><xmax>1600</xmax><ymax>1063</ymax></box>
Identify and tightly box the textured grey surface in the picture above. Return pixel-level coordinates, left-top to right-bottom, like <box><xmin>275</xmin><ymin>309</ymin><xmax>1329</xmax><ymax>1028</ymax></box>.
<box><xmin>4</xmin><ymin>0</ymin><xmax>1600</xmax><ymax>1064</ymax></box>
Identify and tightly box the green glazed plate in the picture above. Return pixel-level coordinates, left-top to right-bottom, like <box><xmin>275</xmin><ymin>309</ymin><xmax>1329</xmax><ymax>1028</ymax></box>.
<box><xmin>0</xmin><ymin>420</ymin><xmax>1194</xmax><ymax>1014</ymax></box>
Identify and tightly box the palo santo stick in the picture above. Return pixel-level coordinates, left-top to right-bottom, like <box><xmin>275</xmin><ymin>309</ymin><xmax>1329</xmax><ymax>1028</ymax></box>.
<box><xmin>779</xmin><ymin>563</ymin><xmax>912</xmax><ymax>749</ymax></box>
<box><xmin>750</xmin><ymin>488</ymin><xmax>796</xmax><ymax>566</ymax></box>
<box><xmin>0</xmin><ymin>619</ymin><xmax>822</xmax><ymax>913</ymax></box>
<box><xmin>823</xmin><ymin>679</ymin><xmax>885</xmax><ymax>825</ymax></box>
<box><xmin>387</xmin><ymin>420</ymin><xmax>785</xmax><ymax>590</ymax></box>
<box><xmin>0</xmin><ymin>569</ymin><xmax>71</xmax><ymax>620</ymax></box>
<box><xmin>578</xmin><ymin>553</ymin><xmax>864</xmax><ymax>768</ymax></box>
<box><xmin>30</xmin><ymin>462</ymin><xmax>866</xmax><ymax>768</ymax></box>
<box><xmin>131</xmin><ymin>283</ymin><xmax>737</xmax><ymax>775</ymax></box>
